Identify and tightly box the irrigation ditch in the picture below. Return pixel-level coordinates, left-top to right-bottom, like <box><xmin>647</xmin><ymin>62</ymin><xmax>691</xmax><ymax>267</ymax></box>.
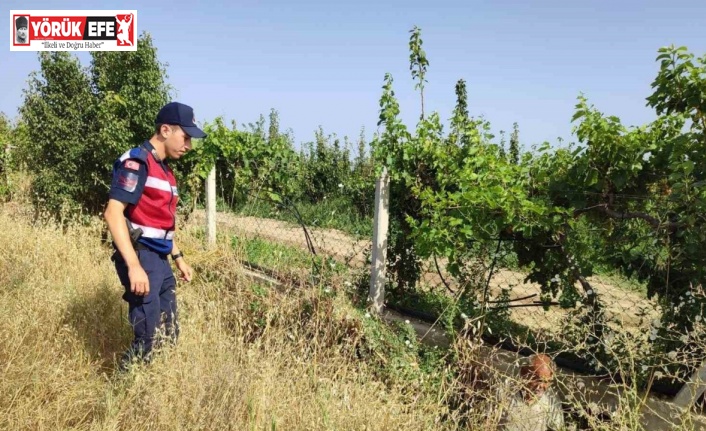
<box><xmin>232</xmin><ymin>258</ymin><xmax>706</xmax><ymax>430</ymax></box>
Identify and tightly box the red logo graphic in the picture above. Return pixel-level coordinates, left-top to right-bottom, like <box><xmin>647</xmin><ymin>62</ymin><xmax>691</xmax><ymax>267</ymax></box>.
<box><xmin>115</xmin><ymin>13</ymin><xmax>134</xmax><ymax>46</ymax></box>
<box><xmin>10</xmin><ymin>11</ymin><xmax>137</xmax><ymax>50</ymax></box>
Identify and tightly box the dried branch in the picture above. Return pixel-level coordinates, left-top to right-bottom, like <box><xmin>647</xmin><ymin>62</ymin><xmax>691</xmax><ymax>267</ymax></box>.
<box><xmin>573</xmin><ymin>202</ymin><xmax>680</xmax><ymax>231</ymax></box>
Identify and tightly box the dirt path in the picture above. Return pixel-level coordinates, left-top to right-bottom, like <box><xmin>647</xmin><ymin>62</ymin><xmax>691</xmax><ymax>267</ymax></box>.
<box><xmin>189</xmin><ymin>209</ymin><xmax>371</xmax><ymax>267</ymax></box>
<box><xmin>188</xmin><ymin>209</ymin><xmax>660</xmax><ymax>334</ymax></box>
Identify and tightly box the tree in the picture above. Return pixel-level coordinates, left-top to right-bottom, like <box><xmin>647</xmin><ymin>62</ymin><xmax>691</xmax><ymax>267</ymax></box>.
<box><xmin>409</xmin><ymin>25</ymin><xmax>429</xmax><ymax>120</ymax></box>
<box><xmin>563</xmin><ymin>45</ymin><xmax>706</xmax><ymax>334</ymax></box>
<box><xmin>450</xmin><ymin>79</ymin><xmax>470</xmax><ymax>148</ymax></box>
<box><xmin>349</xmin><ymin>126</ymin><xmax>375</xmax><ymax>218</ymax></box>
<box><xmin>374</xmin><ymin>29</ymin><xmax>706</xmax><ymax>376</ymax></box>
<box><xmin>512</xmin><ymin>47</ymin><xmax>706</xmax><ymax>365</ymax></box>
<box><xmin>18</xmin><ymin>32</ymin><xmax>173</xmax><ymax>220</ymax></box>
<box><xmin>354</xmin><ymin>126</ymin><xmax>367</xmax><ymax>171</ymax></box>
<box><xmin>20</xmin><ymin>51</ymin><xmax>98</xmax><ymax>220</ymax></box>
<box><xmin>372</xmin><ymin>55</ymin><xmax>425</xmax><ymax>293</ymax></box>
<box><xmin>90</xmin><ymin>31</ymin><xmax>173</xmax><ymax>207</ymax></box>
<box><xmin>0</xmin><ymin>113</ymin><xmax>11</xmax><ymax>199</ymax></box>
<box><xmin>0</xmin><ymin>113</ymin><xmax>10</xmax><ymax>160</ymax></box>
<box><xmin>268</xmin><ymin>108</ymin><xmax>280</xmax><ymax>143</ymax></box>
<box><xmin>498</xmin><ymin>130</ymin><xmax>506</xmax><ymax>159</ymax></box>
<box><xmin>509</xmin><ymin>122</ymin><xmax>520</xmax><ymax>165</ymax></box>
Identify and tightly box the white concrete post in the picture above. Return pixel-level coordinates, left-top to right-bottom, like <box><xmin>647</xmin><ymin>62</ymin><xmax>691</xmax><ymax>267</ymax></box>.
<box><xmin>206</xmin><ymin>165</ymin><xmax>216</xmax><ymax>248</ymax></box>
<box><xmin>368</xmin><ymin>167</ymin><xmax>390</xmax><ymax>314</ymax></box>
<box><xmin>673</xmin><ymin>360</ymin><xmax>706</xmax><ymax>409</ymax></box>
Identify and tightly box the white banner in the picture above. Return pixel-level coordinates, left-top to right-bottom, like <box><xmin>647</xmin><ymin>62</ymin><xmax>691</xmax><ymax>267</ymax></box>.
<box><xmin>10</xmin><ymin>10</ymin><xmax>138</xmax><ymax>51</ymax></box>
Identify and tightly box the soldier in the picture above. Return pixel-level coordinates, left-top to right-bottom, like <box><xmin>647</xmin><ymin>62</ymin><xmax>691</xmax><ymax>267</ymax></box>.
<box><xmin>104</xmin><ymin>102</ymin><xmax>206</xmax><ymax>369</ymax></box>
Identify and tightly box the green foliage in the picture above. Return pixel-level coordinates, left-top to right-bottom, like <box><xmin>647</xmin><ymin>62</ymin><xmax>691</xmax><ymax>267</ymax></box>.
<box><xmin>349</xmin><ymin>127</ymin><xmax>376</xmax><ymax>219</ymax></box>
<box><xmin>17</xmin><ymin>32</ymin><xmax>172</xmax><ymax>221</ymax></box>
<box><xmin>298</xmin><ymin>127</ymin><xmax>375</xmax><ymax>224</ymax></box>
<box><xmin>230</xmin><ymin>235</ymin><xmax>346</xmax><ymax>277</ymax></box>
<box><xmin>497</xmin><ymin>130</ymin><xmax>506</xmax><ymax>159</ymax></box>
<box><xmin>185</xmin><ymin>112</ymin><xmax>376</xmax><ymax>236</ymax></box>
<box><xmin>371</xmin><ymin>72</ymin><xmax>423</xmax><ymax>292</ymax></box>
<box><xmin>647</xmin><ymin>45</ymin><xmax>706</xmax><ymax>132</ymax></box>
<box><xmin>300</xmin><ymin>126</ymin><xmax>351</xmax><ymax>204</ymax></box>
<box><xmin>356</xmin><ymin>310</ymin><xmax>440</xmax><ymax>387</ymax></box>
<box><xmin>408</xmin><ymin>25</ymin><xmax>429</xmax><ymax>119</ymax></box>
<box><xmin>544</xmin><ymin>51</ymin><xmax>706</xmax><ymax>339</ymax></box>
<box><xmin>509</xmin><ymin>122</ymin><xmax>520</xmax><ymax>165</ymax></box>
<box><xmin>183</xmin><ymin>114</ymin><xmax>303</xmax><ymax>210</ymax></box>
<box><xmin>370</xmin><ymin>26</ymin><xmax>475</xmax><ymax>294</ymax></box>
<box><xmin>19</xmin><ymin>51</ymin><xmax>99</xmax><ymax>220</ymax></box>
<box><xmin>450</xmin><ymin>79</ymin><xmax>472</xmax><ymax>149</ymax></box>
<box><xmin>14</xmin><ymin>19</ymin><xmax>706</xmax><ymax>375</ymax></box>
<box><xmin>90</xmin><ymin>32</ymin><xmax>173</xmax><ymax>201</ymax></box>
<box><xmin>0</xmin><ymin>113</ymin><xmax>11</xmax><ymax>199</ymax></box>
<box><xmin>374</xmin><ymin>28</ymin><xmax>706</xmax><ymax>367</ymax></box>
<box><xmin>0</xmin><ymin>113</ymin><xmax>9</xmax><ymax>144</ymax></box>
<box><xmin>373</xmin><ymin>28</ymin><xmax>543</xmax><ymax>300</ymax></box>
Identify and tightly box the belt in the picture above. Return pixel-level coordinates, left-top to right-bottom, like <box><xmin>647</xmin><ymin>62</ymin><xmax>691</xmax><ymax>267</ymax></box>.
<box><xmin>111</xmin><ymin>241</ymin><xmax>155</xmax><ymax>257</ymax></box>
<box><xmin>134</xmin><ymin>242</ymin><xmax>169</xmax><ymax>259</ymax></box>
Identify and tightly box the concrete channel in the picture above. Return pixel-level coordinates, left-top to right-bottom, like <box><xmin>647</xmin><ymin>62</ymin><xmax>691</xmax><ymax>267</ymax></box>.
<box><xmin>384</xmin><ymin>307</ymin><xmax>706</xmax><ymax>430</ymax></box>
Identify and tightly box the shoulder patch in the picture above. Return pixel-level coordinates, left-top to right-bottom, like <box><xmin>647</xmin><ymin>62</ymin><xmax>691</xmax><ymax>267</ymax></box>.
<box><xmin>117</xmin><ymin>171</ymin><xmax>139</xmax><ymax>192</ymax></box>
<box><xmin>124</xmin><ymin>160</ymin><xmax>140</xmax><ymax>170</ymax></box>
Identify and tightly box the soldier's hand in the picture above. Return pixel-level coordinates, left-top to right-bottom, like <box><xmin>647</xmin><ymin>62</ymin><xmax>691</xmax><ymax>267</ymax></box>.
<box><xmin>128</xmin><ymin>265</ymin><xmax>150</xmax><ymax>296</ymax></box>
<box><xmin>175</xmin><ymin>258</ymin><xmax>193</xmax><ymax>282</ymax></box>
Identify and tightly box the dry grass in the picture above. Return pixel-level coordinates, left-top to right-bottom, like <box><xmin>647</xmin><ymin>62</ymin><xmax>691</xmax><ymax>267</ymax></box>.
<box><xmin>0</xmin><ymin>201</ymin><xmax>455</xmax><ymax>431</ymax></box>
<box><xmin>1</xmin><ymin>188</ymin><xmax>704</xmax><ymax>430</ymax></box>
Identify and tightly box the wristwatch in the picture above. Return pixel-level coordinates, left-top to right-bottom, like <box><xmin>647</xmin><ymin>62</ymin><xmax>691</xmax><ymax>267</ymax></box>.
<box><xmin>171</xmin><ymin>251</ymin><xmax>184</xmax><ymax>261</ymax></box>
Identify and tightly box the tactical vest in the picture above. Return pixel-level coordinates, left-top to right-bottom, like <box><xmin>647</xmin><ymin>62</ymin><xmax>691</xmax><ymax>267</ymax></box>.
<box><xmin>116</xmin><ymin>143</ymin><xmax>178</xmax><ymax>255</ymax></box>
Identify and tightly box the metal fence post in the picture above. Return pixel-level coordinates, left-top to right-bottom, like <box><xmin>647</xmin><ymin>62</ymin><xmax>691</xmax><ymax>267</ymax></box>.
<box><xmin>368</xmin><ymin>167</ymin><xmax>390</xmax><ymax>314</ymax></box>
<box><xmin>206</xmin><ymin>165</ymin><xmax>216</xmax><ymax>248</ymax></box>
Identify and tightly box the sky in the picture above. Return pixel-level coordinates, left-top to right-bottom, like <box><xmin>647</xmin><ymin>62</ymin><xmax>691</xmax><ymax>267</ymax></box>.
<box><xmin>2</xmin><ymin>0</ymin><xmax>705</xmax><ymax>153</ymax></box>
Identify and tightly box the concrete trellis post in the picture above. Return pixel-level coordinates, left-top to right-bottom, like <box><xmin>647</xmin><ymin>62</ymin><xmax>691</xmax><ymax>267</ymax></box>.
<box><xmin>206</xmin><ymin>165</ymin><xmax>216</xmax><ymax>248</ymax></box>
<box><xmin>368</xmin><ymin>167</ymin><xmax>390</xmax><ymax>314</ymax></box>
<box><xmin>673</xmin><ymin>361</ymin><xmax>706</xmax><ymax>409</ymax></box>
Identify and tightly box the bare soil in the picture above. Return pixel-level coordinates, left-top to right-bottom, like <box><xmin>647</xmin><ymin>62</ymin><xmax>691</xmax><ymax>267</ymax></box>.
<box><xmin>188</xmin><ymin>209</ymin><xmax>661</xmax><ymax>336</ymax></box>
